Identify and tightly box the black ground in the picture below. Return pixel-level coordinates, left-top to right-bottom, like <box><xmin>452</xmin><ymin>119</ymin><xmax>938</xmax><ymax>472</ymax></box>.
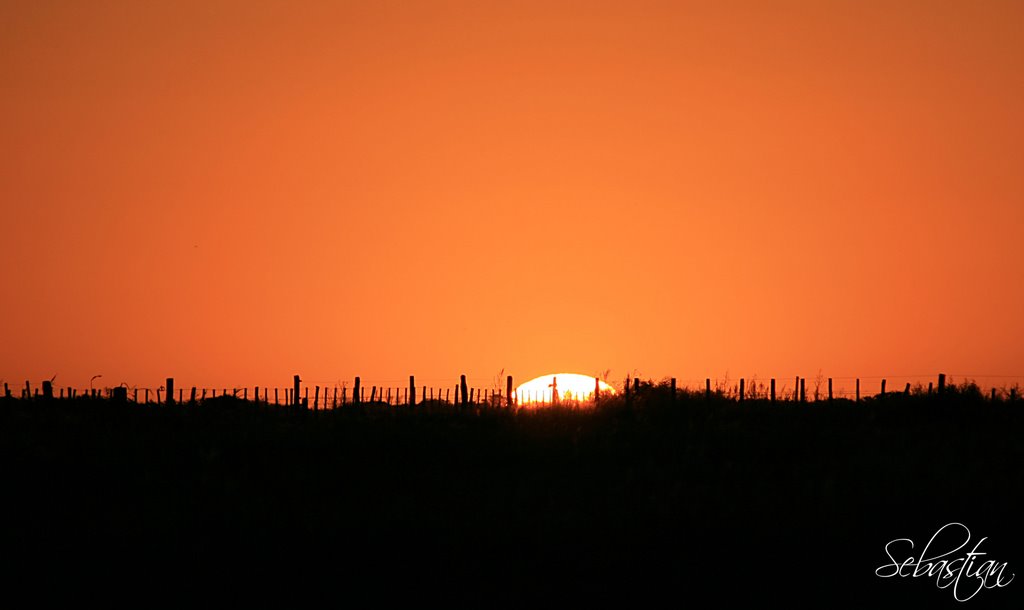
<box><xmin>1</xmin><ymin>384</ymin><xmax>1021</xmax><ymax>607</ymax></box>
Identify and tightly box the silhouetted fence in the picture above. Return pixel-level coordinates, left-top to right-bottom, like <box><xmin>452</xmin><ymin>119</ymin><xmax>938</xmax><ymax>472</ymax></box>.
<box><xmin>3</xmin><ymin>373</ymin><xmax>1021</xmax><ymax>409</ymax></box>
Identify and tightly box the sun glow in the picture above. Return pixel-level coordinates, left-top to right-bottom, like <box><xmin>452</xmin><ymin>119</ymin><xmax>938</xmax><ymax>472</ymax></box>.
<box><xmin>515</xmin><ymin>373</ymin><xmax>616</xmax><ymax>406</ymax></box>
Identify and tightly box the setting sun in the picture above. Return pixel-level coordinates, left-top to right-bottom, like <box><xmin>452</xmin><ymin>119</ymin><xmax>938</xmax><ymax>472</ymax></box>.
<box><xmin>515</xmin><ymin>373</ymin><xmax>616</xmax><ymax>406</ymax></box>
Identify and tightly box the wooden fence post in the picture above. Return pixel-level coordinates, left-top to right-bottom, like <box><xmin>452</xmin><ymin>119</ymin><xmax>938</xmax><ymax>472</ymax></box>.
<box><xmin>293</xmin><ymin>375</ymin><xmax>301</xmax><ymax>407</ymax></box>
<box><xmin>25</xmin><ymin>381</ymin><xmax>31</xmax><ymax>399</ymax></box>
<box><xmin>469</xmin><ymin>388</ymin><xmax>475</xmax><ymax>403</ymax></box>
<box><xmin>705</xmin><ymin>378</ymin><xmax>711</xmax><ymax>399</ymax></box>
<box><xmin>409</xmin><ymin>376</ymin><xmax>415</xmax><ymax>406</ymax></box>
<box><xmin>799</xmin><ymin>378</ymin><xmax>806</xmax><ymax>403</ymax></box>
<box><xmin>507</xmin><ymin>376</ymin><xmax>514</xmax><ymax>408</ymax></box>
<box><xmin>904</xmin><ymin>382</ymin><xmax>911</xmax><ymax>396</ymax></box>
<box><xmin>828</xmin><ymin>378</ymin><xmax>833</xmax><ymax>402</ymax></box>
<box><xmin>928</xmin><ymin>382</ymin><xmax>933</xmax><ymax>394</ymax></box>
<box><xmin>166</xmin><ymin>378</ymin><xmax>174</xmax><ymax>405</ymax></box>
<box><xmin>739</xmin><ymin>378</ymin><xmax>745</xmax><ymax>402</ymax></box>
<box><xmin>460</xmin><ymin>375</ymin><xmax>468</xmax><ymax>406</ymax></box>
<box><xmin>856</xmin><ymin>379</ymin><xmax>860</xmax><ymax>403</ymax></box>
<box><xmin>243</xmin><ymin>388</ymin><xmax>248</xmax><ymax>401</ymax></box>
<box><xmin>333</xmin><ymin>387</ymin><xmax>338</xmax><ymax>409</ymax></box>
<box><xmin>157</xmin><ymin>388</ymin><xmax>162</xmax><ymax>403</ymax></box>
<box><xmin>770</xmin><ymin>378</ymin><xmax>776</xmax><ymax>403</ymax></box>
<box><xmin>938</xmin><ymin>373</ymin><xmax>946</xmax><ymax>394</ymax></box>
<box><xmin>881</xmin><ymin>379</ymin><xmax>887</xmax><ymax>395</ymax></box>
<box><xmin>354</xmin><ymin>377</ymin><xmax>361</xmax><ymax>404</ymax></box>
<box><xmin>3</xmin><ymin>382</ymin><xmax>9</xmax><ymax>398</ymax></box>
<box><xmin>190</xmin><ymin>387</ymin><xmax>197</xmax><ymax>404</ymax></box>
<box><xmin>314</xmin><ymin>386</ymin><xmax>320</xmax><ymax>410</ymax></box>
<box><xmin>794</xmin><ymin>376</ymin><xmax>799</xmax><ymax>401</ymax></box>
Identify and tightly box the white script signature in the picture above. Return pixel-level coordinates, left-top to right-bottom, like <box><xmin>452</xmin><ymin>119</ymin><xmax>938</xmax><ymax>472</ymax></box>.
<box><xmin>875</xmin><ymin>522</ymin><xmax>1014</xmax><ymax>601</ymax></box>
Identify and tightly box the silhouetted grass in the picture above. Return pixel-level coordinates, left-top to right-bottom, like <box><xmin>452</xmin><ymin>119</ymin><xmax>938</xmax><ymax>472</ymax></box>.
<box><xmin>0</xmin><ymin>385</ymin><xmax>1021</xmax><ymax>606</ymax></box>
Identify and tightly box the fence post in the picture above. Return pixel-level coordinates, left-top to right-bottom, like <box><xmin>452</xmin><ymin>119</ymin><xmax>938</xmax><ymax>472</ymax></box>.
<box><xmin>314</xmin><ymin>386</ymin><xmax>320</xmax><ymax>410</ymax></box>
<box><xmin>904</xmin><ymin>383</ymin><xmax>911</xmax><ymax>396</ymax></box>
<box><xmin>293</xmin><ymin>375</ymin><xmax>301</xmax><ymax>407</ymax></box>
<box><xmin>190</xmin><ymin>387</ymin><xmax>197</xmax><ymax>404</ymax></box>
<box><xmin>25</xmin><ymin>381</ymin><xmax>31</xmax><ymax>399</ymax></box>
<box><xmin>938</xmin><ymin>373</ymin><xmax>946</xmax><ymax>394</ymax></box>
<box><xmin>799</xmin><ymin>378</ymin><xmax>806</xmax><ymax>403</ymax></box>
<box><xmin>166</xmin><ymin>378</ymin><xmax>174</xmax><ymax>405</ymax></box>
<box><xmin>243</xmin><ymin>388</ymin><xmax>248</xmax><ymax>401</ymax></box>
<box><xmin>705</xmin><ymin>378</ymin><xmax>711</xmax><ymax>399</ymax></box>
<box><xmin>507</xmin><ymin>376</ymin><xmax>514</xmax><ymax>408</ymax></box>
<box><xmin>460</xmin><ymin>375</ymin><xmax>468</xmax><ymax>406</ymax></box>
<box><xmin>409</xmin><ymin>376</ymin><xmax>415</xmax><ymax>406</ymax></box>
<box><xmin>828</xmin><ymin>378</ymin><xmax>833</xmax><ymax>402</ymax></box>
<box><xmin>770</xmin><ymin>378</ymin><xmax>776</xmax><ymax>403</ymax></box>
<box><xmin>42</xmin><ymin>380</ymin><xmax>53</xmax><ymax>400</ymax></box>
<box><xmin>928</xmin><ymin>382</ymin><xmax>933</xmax><ymax>394</ymax></box>
<box><xmin>881</xmin><ymin>379</ymin><xmax>887</xmax><ymax>395</ymax></box>
<box><xmin>739</xmin><ymin>378</ymin><xmax>745</xmax><ymax>402</ymax></box>
<box><xmin>3</xmin><ymin>382</ymin><xmax>8</xmax><ymax>398</ymax></box>
<box><xmin>856</xmin><ymin>379</ymin><xmax>860</xmax><ymax>403</ymax></box>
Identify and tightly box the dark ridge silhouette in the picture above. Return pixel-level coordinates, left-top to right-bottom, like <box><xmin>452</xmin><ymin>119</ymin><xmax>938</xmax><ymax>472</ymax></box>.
<box><xmin>0</xmin><ymin>380</ymin><xmax>1021</xmax><ymax>606</ymax></box>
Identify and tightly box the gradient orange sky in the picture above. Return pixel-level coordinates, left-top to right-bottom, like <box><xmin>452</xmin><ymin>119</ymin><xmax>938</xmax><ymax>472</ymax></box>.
<box><xmin>2</xmin><ymin>1</ymin><xmax>1022</xmax><ymax>393</ymax></box>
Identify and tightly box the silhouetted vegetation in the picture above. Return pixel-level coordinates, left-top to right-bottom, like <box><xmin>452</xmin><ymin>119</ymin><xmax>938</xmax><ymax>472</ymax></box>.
<box><xmin>1</xmin><ymin>383</ymin><xmax>1021</xmax><ymax>606</ymax></box>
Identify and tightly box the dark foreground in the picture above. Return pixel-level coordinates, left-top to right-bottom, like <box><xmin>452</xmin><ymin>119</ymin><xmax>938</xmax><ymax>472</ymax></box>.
<box><xmin>1</xmin><ymin>385</ymin><xmax>1021</xmax><ymax>607</ymax></box>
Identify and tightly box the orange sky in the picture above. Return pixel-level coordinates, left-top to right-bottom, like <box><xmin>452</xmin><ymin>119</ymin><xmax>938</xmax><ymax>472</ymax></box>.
<box><xmin>2</xmin><ymin>1</ymin><xmax>1022</xmax><ymax>393</ymax></box>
